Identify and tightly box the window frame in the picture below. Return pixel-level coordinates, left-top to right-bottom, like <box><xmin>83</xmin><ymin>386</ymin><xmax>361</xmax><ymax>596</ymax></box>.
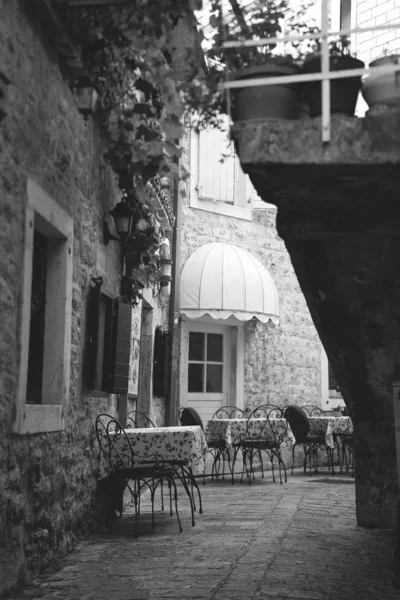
<box><xmin>14</xmin><ymin>178</ymin><xmax>73</xmax><ymax>434</ymax></box>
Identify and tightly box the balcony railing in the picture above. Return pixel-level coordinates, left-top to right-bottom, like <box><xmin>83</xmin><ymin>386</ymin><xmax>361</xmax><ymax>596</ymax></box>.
<box><xmin>222</xmin><ymin>0</ymin><xmax>400</xmax><ymax>143</ymax></box>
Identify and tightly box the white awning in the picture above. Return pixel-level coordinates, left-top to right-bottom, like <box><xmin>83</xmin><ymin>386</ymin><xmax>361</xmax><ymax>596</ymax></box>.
<box><xmin>179</xmin><ymin>243</ymin><xmax>279</xmax><ymax>324</ymax></box>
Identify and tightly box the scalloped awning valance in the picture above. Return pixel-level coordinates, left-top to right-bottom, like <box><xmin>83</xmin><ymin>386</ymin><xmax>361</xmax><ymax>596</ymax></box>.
<box><xmin>179</xmin><ymin>243</ymin><xmax>279</xmax><ymax>324</ymax></box>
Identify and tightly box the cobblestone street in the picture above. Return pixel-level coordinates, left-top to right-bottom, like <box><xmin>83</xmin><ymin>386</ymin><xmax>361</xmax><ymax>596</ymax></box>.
<box><xmin>8</xmin><ymin>472</ymin><xmax>398</xmax><ymax>600</ymax></box>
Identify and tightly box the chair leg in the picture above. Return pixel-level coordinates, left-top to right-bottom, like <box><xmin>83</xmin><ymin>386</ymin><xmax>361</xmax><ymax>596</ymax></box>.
<box><xmin>170</xmin><ymin>478</ymin><xmax>183</xmax><ymax>534</ymax></box>
<box><xmin>270</xmin><ymin>453</ymin><xmax>276</xmax><ymax>483</ymax></box>
<box><xmin>291</xmin><ymin>443</ymin><xmax>296</xmax><ymax>475</ymax></box>
<box><xmin>172</xmin><ymin>466</ymin><xmax>195</xmax><ymax>526</ymax></box>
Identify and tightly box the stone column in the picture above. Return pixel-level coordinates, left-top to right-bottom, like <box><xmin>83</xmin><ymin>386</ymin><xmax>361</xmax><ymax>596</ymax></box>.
<box><xmin>392</xmin><ymin>381</ymin><xmax>400</xmax><ymax>588</ymax></box>
<box><xmin>232</xmin><ymin>110</ymin><xmax>400</xmax><ymax>529</ymax></box>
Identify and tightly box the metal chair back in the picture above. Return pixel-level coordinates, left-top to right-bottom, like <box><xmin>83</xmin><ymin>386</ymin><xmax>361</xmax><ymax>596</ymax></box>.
<box><xmin>179</xmin><ymin>407</ymin><xmax>204</xmax><ymax>431</ymax></box>
<box><xmin>126</xmin><ymin>410</ymin><xmax>155</xmax><ymax>429</ymax></box>
<box><xmin>302</xmin><ymin>405</ymin><xmax>326</xmax><ymax>417</ymax></box>
<box><xmin>246</xmin><ymin>404</ymin><xmax>286</xmax><ymax>445</ymax></box>
<box><xmin>211</xmin><ymin>405</ymin><xmax>245</xmax><ymax>420</ymax></box>
<box><xmin>95</xmin><ymin>413</ymin><xmax>135</xmax><ymax>471</ymax></box>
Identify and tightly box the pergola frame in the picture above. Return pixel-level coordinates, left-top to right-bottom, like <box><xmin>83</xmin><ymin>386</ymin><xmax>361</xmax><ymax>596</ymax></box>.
<box><xmin>222</xmin><ymin>0</ymin><xmax>400</xmax><ymax>142</ymax></box>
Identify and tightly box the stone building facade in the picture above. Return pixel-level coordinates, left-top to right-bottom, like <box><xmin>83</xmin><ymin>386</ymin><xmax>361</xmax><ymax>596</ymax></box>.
<box><xmin>175</xmin><ymin>126</ymin><xmax>327</xmax><ymax>420</ymax></box>
<box><xmin>0</xmin><ymin>2</ymin><xmax>173</xmax><ymax>595</ymax></box>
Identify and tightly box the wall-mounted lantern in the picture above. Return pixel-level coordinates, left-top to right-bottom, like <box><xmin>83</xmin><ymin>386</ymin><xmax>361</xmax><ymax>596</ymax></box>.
<box><xmin>71</xmin><ymin>75</ymin><xmax>98</xmax><ymax>119</ymax></box>
<box><xmin>103</xmin><ymin>200</ymin><xmax>134</xmax><ymax>245</ymax></box>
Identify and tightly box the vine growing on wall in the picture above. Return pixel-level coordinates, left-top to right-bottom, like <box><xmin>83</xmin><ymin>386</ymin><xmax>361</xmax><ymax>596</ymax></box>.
<box><xmin>66</xmin><ymin>0</ymin><xmax>202</xmax><ymax>274</ymax></box>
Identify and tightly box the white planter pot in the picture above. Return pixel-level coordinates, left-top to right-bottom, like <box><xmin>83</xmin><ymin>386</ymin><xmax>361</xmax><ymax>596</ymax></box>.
<box><xmin>362</xmin><ymin>55</ymin><xmax>400</xmax><ymax>108</ymax></box>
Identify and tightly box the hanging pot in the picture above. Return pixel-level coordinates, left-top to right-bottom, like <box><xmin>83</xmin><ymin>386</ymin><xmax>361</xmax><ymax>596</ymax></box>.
<box><xmin>232</xmin><ymin>63</ymin><xmax>301</xmax><ymax>121</ymax></box>
<box><xmin>301</xmin><ymin>54</ymin><xmax>364</xmax><ymax>117</ymax></box>
<box><xmin>362</xmin><ymin>54</ymin><xmax>400</xmax><ymax>108</ymax></box>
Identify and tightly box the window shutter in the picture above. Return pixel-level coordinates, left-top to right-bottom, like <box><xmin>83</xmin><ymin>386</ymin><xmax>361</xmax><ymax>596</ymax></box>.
<box><xmin>197</xmin><ymin>128</ymin><xmax>236</xmax><ymax>204</ymax></box>
<box><xmin>111</xmin><ymin>300</ymin><xmax>132</xmax><ymax>394</ymax></box>
<box><xmin>153</xmin><ymin>328</ymin><xmax>170</xmax><ymax>396</ymax></box>
<box><xmin>84</xmin><ymin>278</ymin><xmax>102</xmax><ymax>390</ymax></box>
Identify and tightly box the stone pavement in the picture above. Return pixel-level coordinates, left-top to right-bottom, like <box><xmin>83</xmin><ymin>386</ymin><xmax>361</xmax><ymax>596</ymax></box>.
<box><xmin>8</xmin><ymin>471</ymin><xmax>398</xmax><ymax>600</ymax></box>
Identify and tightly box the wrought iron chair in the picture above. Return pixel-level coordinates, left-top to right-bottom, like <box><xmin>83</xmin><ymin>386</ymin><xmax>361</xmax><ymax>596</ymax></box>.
<box><xmin>128</xmin><ymin>409</ymin><xmax>202</xmax><ymax>525</ymax></box>
<box><xmin>206</xmin><ymin>406</ymin><xmax>245</xmax><ymax>482</ymax></box>
<box><xmin>334</xmin><ymin>418</ymin><xmax>354</xmax><ymax>477</ymax></box>
<box><xmin>176</xmin><ymin>407</ymin><xmax>206</xmax><ymax>509</ymax></box>
<box><xmin>179</xmin><ymin>406</ymin><xmax>204</xmax><ymax>430</ymax></box>
<box><xmin>283</xmin><ymin>405</ymin><xmax>334</xmax><ymax>475</ymax></box>
<box><xmin>302</xmin><ymin>405</ymin><xmax>341</xmax><ymax>468</ymax></box>
<box><xmin>95</xmin><ymin>414</ymin><xmax>182</xmax><ymax>534</ymax></box>
<box><xmin>126</xmin><ymin>410</ymin><xmax>155</xmax><ymax>429</ymax></box>
<box><xmin>232</xmin><ymin>405</ymin><xmax>288</xmax><ymax>485</ymax></box>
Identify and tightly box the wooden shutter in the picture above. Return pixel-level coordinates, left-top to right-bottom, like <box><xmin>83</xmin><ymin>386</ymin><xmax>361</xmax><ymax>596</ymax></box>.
<box><xmin>111</xmin><ymin>300</ymin><xmax>132</xmax><ymax>394</ymax></box>
<box><xmin>153</xmin><ymin>328</ymin><xmax>170</xmax><ymax>396</ymax></box>
<box><xmin>197</xmin><ymin>128</ymin><xmax>237</xmax><ymax>204</ymax></box>
<box><xmin>84</xmin><ymin>278</ymin><xmax>102</xmax><ymax>390</ymax></box>
<box><xmin>153</xmin><ymin>327</ymin><xmax>165</xmax><ymax>396</ymax></box>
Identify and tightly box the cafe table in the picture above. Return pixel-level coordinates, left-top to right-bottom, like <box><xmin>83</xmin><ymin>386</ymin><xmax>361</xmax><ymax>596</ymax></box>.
<box><xmin>110</xmin><ymin>425</ymin><xmax>208</xmax><ymax>476</ymax></box>
<box><xmin>307</xmin><ymin>416</ymin><xmax>353</xmax><ymax>449</ymax></box>
<box><xmin>205</xmin><ymin>417</ymin><xmax>296</xmax><ymax>447</ymax></box>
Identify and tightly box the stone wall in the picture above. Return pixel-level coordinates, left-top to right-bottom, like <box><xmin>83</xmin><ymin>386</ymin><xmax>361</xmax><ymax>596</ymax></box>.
<box><xmin>179</xmin><ymin>130</ymin><xmax>323</xmax><ymax>411</ymax></box>
<box><xmin>0</xmin><ymin>2</ymin><xmax>170</xmax><ymax>595</ymax></box>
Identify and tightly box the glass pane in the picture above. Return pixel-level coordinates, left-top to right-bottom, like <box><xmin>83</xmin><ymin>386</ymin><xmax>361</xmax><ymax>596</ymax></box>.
<box><xmin>207</xmin><ymin>334</ymin><xmax>223</xmax><ymax>362</ymax></box>
<box><xmin>188</xmin><ymin>364</ymin><xmax>204</xmax><ymax>392</ymax></box>
<box><xmin>206</xmin><ymin>365</ymin><xmax>223</xmax><ymax>393</ymax></box>
<box><xmin>189</xmin><ymin>332</ymin><xmax>204</xmax><ymax>361</ymax></box>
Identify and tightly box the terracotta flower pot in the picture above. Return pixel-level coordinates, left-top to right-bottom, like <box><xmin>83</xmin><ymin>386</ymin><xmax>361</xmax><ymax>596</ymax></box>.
<box><xmin>232</xmin><ymin>63</ymin><xmax>300</xmax><ymax>121</ymax></box>
<box><xmin>301</xmin><ymin>54</ymin><xmax>365</xmax><ymax>117</ymax></box>
<box><xmin>362</xmin><ymin>54</ymin><xmax>400</xmax><ymax>108</ymax></box>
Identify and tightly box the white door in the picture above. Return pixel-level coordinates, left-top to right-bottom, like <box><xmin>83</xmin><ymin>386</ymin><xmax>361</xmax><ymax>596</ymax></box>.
<box><xmin>186</xmin><ymin>323</ymin><xmax>228</xmax><ymax>425</ymax></box>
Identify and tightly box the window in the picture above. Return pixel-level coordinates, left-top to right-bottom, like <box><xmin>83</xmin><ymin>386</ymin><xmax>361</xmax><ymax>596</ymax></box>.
<box><xmin>14</xmin><ymin>178</ymin><xmax>73</xmax><ymax>434</ymax></box>
<box><xmin>189</xmin><ymin>117</ymin><xmax>260</xmax><ymax>220</ymax></box>
<box><xmin>188</xmin><ymin>332</ymin><xmax>224</xmax><ymax>393</ymax></box>
<box><xmin>85</xmin><ymin>282</ymin><xmax>114</xmax><ymax>394</ymax></box>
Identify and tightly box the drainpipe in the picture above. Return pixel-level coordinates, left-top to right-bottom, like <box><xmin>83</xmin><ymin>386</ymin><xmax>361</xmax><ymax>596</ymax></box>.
<box><xmin>166</xmin><ymin>160</ymin><xmax>183</xmax><ymax>426</ymax></box>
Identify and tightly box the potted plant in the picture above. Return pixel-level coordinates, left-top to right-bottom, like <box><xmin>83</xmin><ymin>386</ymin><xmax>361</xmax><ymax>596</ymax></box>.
<box><xmin>183</xmin><ymin>0</ymin><xmax>316</xmax><ymax>127</ymax></box>
<box><xmin>362</xmin><ymin>49</ymin><xmax>400</xmax><ymax>109</ymax></box>
<box><xmin>301</xmin><ymin>36</ymin><xmax>364</xmax><ymax>117</ymax></box>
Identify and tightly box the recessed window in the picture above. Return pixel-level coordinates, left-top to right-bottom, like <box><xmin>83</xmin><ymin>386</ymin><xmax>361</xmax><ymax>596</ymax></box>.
<box><xmin>14</xmin><ymin>179</ymin><xmax>73</xmax><ymax>434</ymax></box>
<box><xmin>85</xmin><ymin>286</ymin><xmax>114</xmax><ymax>394</ymax></box>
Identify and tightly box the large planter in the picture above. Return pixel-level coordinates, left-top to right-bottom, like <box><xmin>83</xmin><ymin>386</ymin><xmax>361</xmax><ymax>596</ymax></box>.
<box><xmin>362</xmin><ymin>54</ymin><xmax>400</xmax><ymax>108</ymax></box>
<box><xmin>301</xmin><ymin>54</ymin><xmax>365</xmax><ymax>117</ymax></box>
<box><xmin>232</xmin><ymin>64</ymin><xmax>300</xmax><ymax>121</ymax></box>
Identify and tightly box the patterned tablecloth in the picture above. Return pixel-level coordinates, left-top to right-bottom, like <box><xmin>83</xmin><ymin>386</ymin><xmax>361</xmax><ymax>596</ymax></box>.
<box><xmin>205</xmin><ymin>418</ymin><xmax>295</xmax><ymax>448</ymax></box>
<box><xmin>308</xmin><ymin>416</ymin><xmax>353</xmax><ymax>448</ymax></box>
<box><xmin>109</xmin><ymin>425</ymin><xmax>208</xmax><ymax>476</ymax></box>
